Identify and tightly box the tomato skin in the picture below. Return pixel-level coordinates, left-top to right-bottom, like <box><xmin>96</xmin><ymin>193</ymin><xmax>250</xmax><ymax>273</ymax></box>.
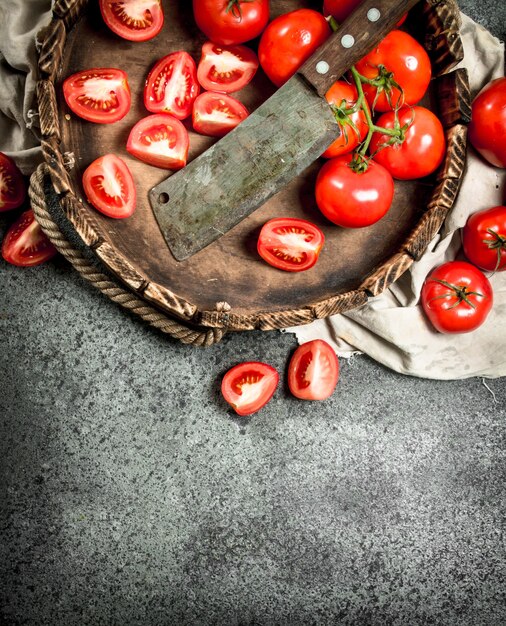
<box><xmin>258</xmin><ymin>9</ymin><xmax>331</xmax><ymax>87</ymax></box>
<box><xmin>82</xmin><ymin>154</ymin><xmax>136</xmax><ymax>219</ymax></box>
<box><xmin>99</xmin><ymin>0</ymin><xmax>164</xmax><ymax>42</ymax></box>
<box><xmin>193</xmin><ymin>0</ymin><xmax>269</xmax><ymax>46</ymax></box>
<box><xmin>0</xmin><ymin>153</ymin><xmax>26</xmax><ymax>212</ymax></box>
<box><xmin>192</xmin><ymin>92</ymin><xmax>249</xmax><ymax>137</ymax></box>
<box><xmin>144</xmin><ymin>51</ymin><xmax>200</xmax><ymax>120</ymax></box>
<box><xmin>421</xmin><ymin>261</ymin><xmax>493</xmax><ymax>334</ymax></box>
<box><xmin>354</xmin><ymin>30</ymin><xmax>431</xmax><ymax>112</ymax></box>
<box><xmin>63</xmin><ymin>68</ymin><xmax>131</xmax><ymax>124</ymax></box>
<box><xmin>197</xmin><ymin>41</ymin><xmax>259</xmax><ymax>93</ymax></box>
<box><xmin>315</xmin><ymin>154</ymin><xmax>394</xmax><ymax>228</ymax></box>
<box><xmin>288</xmin><ymin>340</ymin><xmax>339</xmax><ymax>401</ymax></box>
<box><xmin>2</xmin><ymin>209</ymin><xmax>57</xmax><ymax>267</ymax></box>
<box><xmin>127</xmin><ymin>114</ymin><xmax>189</xmax><ymax>169</ymax></box>
<box><xmin>370</xmin><ymin>106</ymin><xmax>446</xmax><ymax>180</ymax></box>
<box><xmin>468</xmin><ymin>77</ymin><xmax>506</xmax><ymax>169</ymax></box>
<box><xmin>257</xmin><ymin>217</ymin><xmax>325</xmax><ymax>272</ymax></box>
<box><xmin>221</xmin><ymin>362</ymin><xmax>279</xmax><ymax>416</ymax></box>
<box><xmin>462</xmin><ymin>206</ymin><xmax>506</xmax><ymax>272</ymax></box>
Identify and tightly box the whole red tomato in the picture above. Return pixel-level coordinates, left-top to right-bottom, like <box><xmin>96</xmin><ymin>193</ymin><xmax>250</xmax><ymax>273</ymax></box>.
<box><xmin>193</xmin><ymin>0</ymin><xmax>269</xmax><ymax>46</ymax></box>
<box><xmin>421</xmin><ymin>261</ymin><xmax>493</xmax><ymax>334</ymax></box>
<box><xmin>370</xmin><ymin>106</ymin><xmax>446</xmax><ymax>179</ymax></box>
<box><xmin>258</xmin><ymin>9</ymin><xmax>331</xmax><ymax>87</ymax></box>
<box><xmin>462</xmin><ymin>205</ymin><xmax>506</xmax><ymax>272</ymax></box>
<box><xmin>354</xmin><ymin>30</ymin><xmax>431</xmax><ymax>112</ymax></box>
<box><xmin>315</xmin><ymin>153</ymin><xmax>394</xmax><ymax>228</ymax></box>
<box><xmin>468</xmin><ymin>77</ymin><xmax>506</xmax><ymax>168</ymax></box>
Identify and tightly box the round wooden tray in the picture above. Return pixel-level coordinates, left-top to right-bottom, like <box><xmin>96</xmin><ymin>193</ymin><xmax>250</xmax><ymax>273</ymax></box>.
<box><xmin>36</xmin><ymin>0</ymin><xmax>470</xmax><ymax>334</ymax></box>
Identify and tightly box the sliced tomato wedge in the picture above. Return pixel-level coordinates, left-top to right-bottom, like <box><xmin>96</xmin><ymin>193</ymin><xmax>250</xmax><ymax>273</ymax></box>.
<box><xmin>221</xmin><ymin>362</ymin><xmax>279</xmax><ymax>416</ymax></box>
<box><xmin>99</xmin><ymin>0</ymin><xmax>164</xmax><ymax>42</ymax></box>
<box><xmin>0</xmin><ymin>152</ymin><xmax>26</xmax><ymax>212</ymax></box>
<box><xmin>63</xmin><ymin>68</ymin><xmax>131</xmax><ymax>123</ymax></box>
<box><xmin>82</xmin><ymin>154</ymin><xmax>136</xmax><ymax>218</ymax></box>
<box><xmin>2</xmin><ymin>209</ymin><xmax>57</xmax><ymax>267</ymax></box>
<box><xmin>144</xmin><ymin>51</ymin><xmax>199</xmax><ymax>120</ymax></box>
<box><xmin>257</xmin><ymin>217</ymin><xmax>325</xmax><ymax>272</ymax></box>
<box><xmin>197</xmin><ymin>41</ymin><xmax>259</xmax><ymax>93</ymax></box>
<box><xmin>192</xmin><ymin>92</ymin><xmax>248</xmax><ymax>138</ymax></box>
<box><xmin>126</xmin><ymin>113</ymin><xmax>189</xmax><ymax>169</ymax></box>
<box><xmin>288</xmin><ymin>340</ymin><xmax>339</xmax><ymax>401</ymax></box>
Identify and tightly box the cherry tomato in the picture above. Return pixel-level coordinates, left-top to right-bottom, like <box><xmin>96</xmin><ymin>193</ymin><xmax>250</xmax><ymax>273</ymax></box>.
<box><xmin>63</xmin><ymin>68</ymin><xmax>131</xmax><ymax>124</ymax></box>
<box><xmin>144</xmin><ymin>51</ymin><xmax>199</xmax><ymax>120</ymax></box>
<box><xmin>0</xmin><ymin>153</ymin><xmax>26</xmax><ymax>212</ymax></box>
<box><xmin>323</xmin><ymin>0</ymin><xmax>407</xmax><ymax>26</ymax></box>
<box><xmin>421</xmin><ymin>261</ymin><xmax>493</xmax><ymax>334</ymax></box>
<box><xmin>370</xmin><ymin>106</ymin><xmax>446</xmax><ymax>180</ymax></box>
<box><xmin>192</xmin><ymin>92</ymin><xmax>249</xmax><ymax>137</ymax></box>
<box><xmin>193</xmin><ymin>0</ymin><xmax>269</xmax><ymax>46</ymax></box>
<box><xmin>322</xmin><ymin>81</ymin><xmax>369</xmax><ymax>159</ymax></box>
<box><xmin>354</xmin><ymin>30</ymin><xmax>431</xmax><ymax>112</ymax></box>
<box><xmin>257</xmin><ymin>217</ymin><xmax>325</xmax><ymax>272</ymax></box>
<box><xmin>315</xmin><ymin>154</ymin><xmax>394</xmax><ymax>228</ymax></box>
<box><xmin>197</xmin><ymin>41</ymin><xmax>258</xmax><ymax>93</ymax></box>
<box><xmin>2</xmin><ymin>209</ymin><xmax>57</xmax><ymax>267</ymax></box>
<box><xmin>82</xmin><ymin>154</ymin><xmax>136</xmax><ymax>219</ymax></box>
<box><xmin>127</xmin><ymin>114</ymin><xmax>189</xmax><ymax>169</ymax></box>
<box><xmin>221</xmin><ymin>362</ymin><xmax>279</xmax><ymax>415</ymax></box>
<box><xmin>258</xmin><ymin>9</ymin><xmax>331</xmax><ymax>87</ymax></box>
<box><xmin>99</xmin><ymin>0</ymin><xmax>164</xmax><ymax>42</ymax></box>
<box><xmin>468</xmin><ymin>77</ymin><xmax>506</xmax><ymax>169</ymax></box>
<box><xmin>462</xmin><ymin>205</ymin><xmax>506</xmax><ymax>272</ymax></box>
<box><xmin>288</xmin><ymin>339</ymin><xmax>339</xmax><ymax>401</ymax></box>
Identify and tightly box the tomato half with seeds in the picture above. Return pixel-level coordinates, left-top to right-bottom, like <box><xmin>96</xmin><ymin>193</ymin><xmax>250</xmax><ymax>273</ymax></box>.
<box><xmin>221</xmin><ymin>362</ymin><xmax>279</xmax><ymax>416</ymax></box>
<box><xmin>144</xmin><ymin>51</ymin><xmax>199</xmax><ymax>120</ymax></box>
<box><xmin>257</xmin><ymin>217</ymin><xmax>324</xmax><ymax>272</ymax></box>
<box><xmin>462</xmin><ymin>205</ymin><xmax>506</xmax><ymax>272</ymax></box>
<box><xmin>82</xmin><ymin>154</ymin><xmax>136</xmax><ymax>218</ymax></box>
<box><xmin>2</xmin><ymin>209</ymin><xmax>57</xmax><ymax>267</ymax></box>
<box><xmin>99</xmin><ymin>0</ymin><xmax>164</xmax><ymax>42</ymax></box>
<box><xmin>63</xmin><ymin>68</ymin><xmax>131</xmax><ymax>123</ymax></box>
<box><xmin>127</xmin><ymin>114</ymin><xmax>189</xmax><ymax>169</ymax></box>
<box><xmin>193</xmin><ymin>0</ymin><xmax>269</xmax><ymax>46</ymax></box>
<box><xmin>288</xmin><ymin>340</ymin><xmax>339</xmax><ymax>401</ymax></box>
<box><xmin>192</xmin><ymin>92</ymin><xmax>249</xmax><ymax>137</ymax></box>
<box><xmin>197</xmin><ymin>41</ymin><xmax>259</xmax><ymax>93</ymax></box>
<box><xmin>0</xmin><ymin>152</ymin><xmax>26</xmax><ymax>212</ymax></box>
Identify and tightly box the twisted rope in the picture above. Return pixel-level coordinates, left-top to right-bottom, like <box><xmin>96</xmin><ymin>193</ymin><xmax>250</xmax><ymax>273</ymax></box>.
<box><xmin>28</xmin><ymin>163</ymin><xmax>226</xmax><ymax>347</ymax></box>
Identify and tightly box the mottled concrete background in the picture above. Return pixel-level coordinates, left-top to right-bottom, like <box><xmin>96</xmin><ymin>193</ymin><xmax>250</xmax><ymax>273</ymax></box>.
<box><xmin>1</xmin><ymin>1</ymin><xmax>505</xmax><ymax>625</ymax></box>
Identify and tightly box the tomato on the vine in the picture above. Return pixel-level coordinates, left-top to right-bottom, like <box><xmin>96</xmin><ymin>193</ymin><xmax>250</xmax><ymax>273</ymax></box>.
<box><xmin>99</xmin><ymin>0</ymin><xmax>164</xmax><ymax>42</ymax></box>
<box><xmin>462</xmin><ymin>205</ymin><xmax>506</xmax><ymax>272</ymax></box>
<box><xmin>468</xmin><ymin>77</ymin><xmax>506</xmax><ymax>169</ymax></box>
<box><xmin>192</xmin><ymin>92</ymin><xmax>249</xmax><ymax>137</ymax></box>
<box><xmin>421</xmin><ymin>261</ymin><xmax>493</xmax><ymax>334</ymax></box>
<box><xmin>288</xmin><ymin>340</ymin><xmax>339</xmax><ymax>401</ymax></box>
<box><xmin>82</xmin><ymin>154</ymin><xmax>136</xmax><ymax>219</ymax></box>
<box><xmin>197</xmin><ymin>41</ymin><xmax>258</xmax><ymax>93</ymax></box>
<box><xmin>127</xmin><ymin>114</ymin><xmax>189</xmax><ymax>169</ymax></box>
<box><xmin>0</xmin><ymin>153</ymin><xmax>26</xmax><ymax>212</ymax></box>
<box><xmin>193</xmin><ymin>0</ymin><xmax>269</xmax><ymax>46</ymax></box>
<box><xmin>2</xmin><ymin>210</ymin><xmax>57</xmax><ymax>267</ymax></box>
<box><xmin>221</xmin><ymin>362</ymin><xmax>279</xmax><ymax>415</ymax></box>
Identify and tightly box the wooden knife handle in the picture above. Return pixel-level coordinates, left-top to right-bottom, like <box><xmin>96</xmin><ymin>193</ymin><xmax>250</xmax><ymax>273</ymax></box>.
<box><xmin>298</xmin><ymin>0</ymin><xmax>422</xmax><ymax>97</ymax></box>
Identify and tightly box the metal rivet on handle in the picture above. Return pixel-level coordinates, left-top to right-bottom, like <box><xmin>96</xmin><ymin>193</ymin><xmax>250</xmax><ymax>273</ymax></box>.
<box><xmin>316</xmin><ymin>60</ymin><xmax>330</xmax><ymax>74</ymax></box>
<box><xmin>341</xmin><ymin>34</ymin><xmax>355</xmax><ymax>48</ymax></box>
<box><xmin>367</xmin><ymin>8</ymin><xmax>381</xmax><ymax>21</ymax></box>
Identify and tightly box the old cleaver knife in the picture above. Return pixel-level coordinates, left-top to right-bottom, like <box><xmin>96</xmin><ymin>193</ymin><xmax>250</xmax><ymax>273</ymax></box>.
<box><xmin>150</xmin><ymin>0</ymin><xmax>420</xmax><ymax>261</ymax></box>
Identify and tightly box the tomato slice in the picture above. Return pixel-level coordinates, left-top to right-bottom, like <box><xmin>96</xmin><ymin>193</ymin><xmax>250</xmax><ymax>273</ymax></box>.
<box><xmin>221</xmin><ymin>362</ymin><xmax>279</xmax><ymax>416</ymax></box>
<box><xmin>257</xmin><ymin>218</ymin><xmax>325</xmax><ymax>272</ymax></box>
<box><xmin>288</xmin><ymin>340</ymin><xmax>339</xmax><ymax>401</ymax></box>
<box><xmin>82</xmin><ymin>154</ymin><xmax>136</xmax><ymax>218</ymax></box>
<box><xmin>126</xmin><ymin>113</ymin><xmax>189</xmax><ymax>169</ymax></box>
<box><xmin>197</xmin><ymin>41</ymin><xmax>259</xmax><ymax>93</ymax></box>
<box><xmin>144</xmin><ymin>51</ymin><xmax>199</xmax><ymax>120</ymax></box>
<box><xmin>63</xmin><ymin>68</ymin><xmax>131</xmax><ymax>124</ymax></box>
<box><xmin>99</xmin><ymin>0</ymin><xmax>164</xmax><ymax>42</ymax></box>
<box><xmin>0</xmin><ymin>152</ymin><xmax>26</xmax><ymax>212</ymax></box>
<box><xmin>192</xmin><ymin>92</ymin><xmax>249</xmax><ymax>138</ymax></box>
<box><xmin>2</xmin><ymin>209</ymin><xmax>57</xmax><ymax>267</ymax></box>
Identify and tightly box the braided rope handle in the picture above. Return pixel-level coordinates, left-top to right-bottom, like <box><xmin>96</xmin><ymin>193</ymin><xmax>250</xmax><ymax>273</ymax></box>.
<box><xmin>28</xmin><ymin>163</ymin><xmax>226</xmax><ymax>347</ymax></box>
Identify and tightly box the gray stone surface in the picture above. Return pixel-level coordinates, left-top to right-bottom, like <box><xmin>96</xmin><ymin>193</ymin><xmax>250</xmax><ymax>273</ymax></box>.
<box><xmin>1</xmin><ymin>2</ymin><xmax>506</xmax><ymax>625</ymax></box>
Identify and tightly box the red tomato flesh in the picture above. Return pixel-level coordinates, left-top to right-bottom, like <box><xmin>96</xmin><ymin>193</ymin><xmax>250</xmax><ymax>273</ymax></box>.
<box><xmin>0</xmin><ymin>152</ymin><xmax>26</xmax><ymax>212</ymax></box>
<box><xmin>288</xmin><ymin>340</ymin><xmax>339</xmax><ymax>401</ymax></box>
<box><xmin>127</xmin><ymin>114</ymin><xmax>189</xmax><ymax>169</ymax></box>
<box><xmin>99</xmin><ymin>0</ymin><xmax>164</xmax><ymax>42</ymax></box>
<box><xmin>82</xmin><ymin>154</ymin><xmax>136</xmax><ymax>219</ymax></box>
<box><xmin>2</xmin><ymin>209</ymin><xmax>57</xmax><ymax>267</ymax></box>
<box><xmin>192</xmin><ymin>92</ymin><xmax>248</xmax><ymax>137</ymax></box>
<box><xmin>197</xmin><ymin>41</ymin><xmax>259</xmax><ymax>93</ymax></box>
<box><xmin>221</xmin><ymin>362</ymin><xmax>279</xmax><ymax>416</ymax></box>
<box><xmin>462</xmin><ymin>205</ymin><xmax>506</xmax><ymax>272</ymax></box>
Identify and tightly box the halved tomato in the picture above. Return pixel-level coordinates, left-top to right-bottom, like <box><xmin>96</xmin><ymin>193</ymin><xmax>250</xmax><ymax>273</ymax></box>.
<box><xmin>99</xmin><ymin>0</ymin><xmax>164</xmax><ymax>42</ymax></box>
<box><xmin>192</xmin><ymin>92</ymin><xmax>248</xmax><ymax>137</ymax></box>
<box><xmin>82</xmin><ymin>154</ymin><xmax>136</xmax><ymax>218</ymax></box>
<box><xmin>2</xmin><ymin>209</ymin><xmax>57</xmax><ymax>267</ymax></box>
<box><xmin>221</xmin><ymin>362</ymin><xmax>279</xmax><ymax>416</ymax></box>
<box><xmin>288</xmin><ymin>339</ymin><xmax>339</xmax><ymax>401</ymax></box>
<box><xmin>257</xmin><ymin>217</ymin><xmax>325</xmax><ymax>272</ymax></box>
<box><xmin>0</xmin><ymin>152</ymin><xmax>26</xmax><ymax>212</ymax></box>
<box><xmin>63</xmin><ymin>68</ymin><xmax>131</xmax><ymax>123</ymax></box>
<box><xmin>144</xmin><ymin>51</ymin><xmax>199</xmax><ymax>120</ymax></box>
<box><xmin>126</xmin><ymin>113</ymin><xmax>189</xmax><ymax>169</ymax></box>
<box><xmin>197</xmin><ymin>41</ymin><xmax>259</xmax><ymax>93</ymax></box>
